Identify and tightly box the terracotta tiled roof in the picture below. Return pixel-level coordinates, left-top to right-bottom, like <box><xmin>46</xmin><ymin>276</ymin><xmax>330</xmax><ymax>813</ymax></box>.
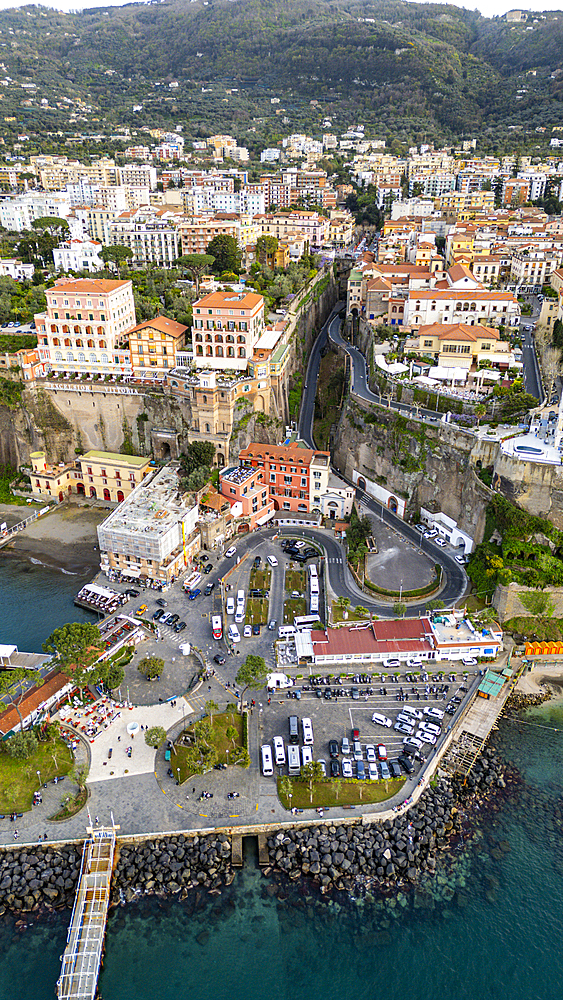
<box><xmin>418</xmin><ymin>322</ymin><xmax>500</xmax><ymax>341</ymax></box>
<box><xmin>130</xmin><ymin>316</ymin><xmax>188</xmax><ymax>339</ymax></box>
<box><xmin>0</xmin><ymin>669</ymin><xmax>71</xmax><ymax>736</ymax></box>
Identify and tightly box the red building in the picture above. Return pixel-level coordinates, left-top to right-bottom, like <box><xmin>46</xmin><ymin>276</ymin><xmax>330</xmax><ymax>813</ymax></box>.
<box><xmin>237</xmin><ymin>441</ymin><xmax>330</xmax><ymax>514</ymax></box>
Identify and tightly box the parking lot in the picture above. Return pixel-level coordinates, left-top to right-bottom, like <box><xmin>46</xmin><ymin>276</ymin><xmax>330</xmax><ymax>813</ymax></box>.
<box><xmin>258</xmin><ymin>664</ymin><xmax>475</xmax><ymax>786</ymax></box>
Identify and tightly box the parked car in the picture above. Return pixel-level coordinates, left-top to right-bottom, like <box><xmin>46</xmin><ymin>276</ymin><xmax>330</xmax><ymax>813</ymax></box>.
<box><xmin>435</xmin><ymin>537</ymin><xmax>447</xmax><ymax>547</ymax></box>
<box><xmin>398</xmin><ymin>755</ymin><xmax>414</xmax><ymax>774</ymax></box>
<box><xmin>353</xmin><ymin>740</ymin><xmax>362</xmax><ymax>761</ymax></box>
<box><xmin>356</xmin><ymin>760</ymin><xmax>366</xmax><ymax>779</ymax></box>
<box><xmin>203</xmin><ymin>563</ymin><xmax>213</xmax><ymax>574</ymax></box>
<box><xmin>268</xmin><ymin>619</ymin><xmax>277</xmax><ymax>631</ymax></box>
<box><xmin>384</xmin><ymin>658</ymin><xmax>401</xmax><ymax>668</ymax></box>
<box><xmin>419</xmin><ymin>721</ymin><xmax>441</xmax><ymax>737</ymax></box>
<box><xmin>267</xmin><ymin>555</ymin><xmax>278</xmax><ymax>567</ymax></box>
<box><xmin>204</xmin><ymin>582</ymin><xmax>215</xmax><ymax>596</ymax></box>
<box><xmin>341</xmin><ymin>737</ymin><xmax>351</xmax><ymax>755</ymax></box>
<box><xmin>376</xmin><ymin>744</ymin><xmax>388</xmax><ymax>761</ymax></box>
<box><xmin>416</xmin><ymin>729</ymin><xmax>437</xmax><ymax>746</ymax></box>
<box><xmin>174</xmin><ymin>621</ymin><xmax>186</xmax><ymax>633</ymax></box>
<box><xmin>317</xmin><ymin>759</ymin><xmax>327</xmax><ymax>777</ymax></box>
<box><xmin>329</xmin><ymin>739</ymin><xmax>339</xmax><ymax>759</ymax></box>
<box><xmin>365</xmin><ymin>744</ymin><xmax>376</xmax><ymax>762</ymax></box>
<box><xmin>379</xmin><ymin>760</ymin><xmax>391</xmax><ymax>780</ymax></box>
<box><xmin>389</xmin><ymin>760</ymin><xmax>402</xmax><ymax>779</ymax></box>
<box><xmin>155</xmin><ymin>597</ymin><xmax>167</xmax><ymax>607</ymax></box>
<box><xmin>252</xmin><ymin>624</ymin><xmax>261</xmax><ymax>636</ymax></box>
<box><xmin>243</xmin><ymin>624</ymin><xmax>252</xmax><ymax>638</ymax></box>
<box><xmin>371</xmin><ymin>712</ymin><xmax>392</xmax><ymax>729</ymax></box>
<box><xmin>330</xmin><ymin>759</ymin><xmax>340</xmax><ymax>778</ymax></box>
<box><xmin>424</xmin><ymin>707</ymin><xmax>445</xmax><ymax>720</ymax></box>
<box><xmin>225</xmin><ymin>546</ymin><xmax>237</xmax><ymax>558</ymax></box>
<box><xmin>342</xmin><ymin>759</ymin><xmax>353</xmax><ymax>778</ymax></box>
<box><xmin>455</xmin><ymin>555</ymin><xmax>466</xmax><ymax>565</ymax></box>
<box><xmin>167</xmin><ymin>613</ymin><xmax>180</xmax><ymax>624</ymax></box>
<box><xmin>152</xmin><ymin>609</ymin><xmax>165</xmax><ymax>621</ymax></box>
<box><xmin>351</xmin><ymin>687</ymin><xmax>359</xmax><ymax>700</ymax></box>
<box><xmin>415</xmin><ymin>523</ymin><xmax>425</xmax><ymax>532</ymax></box>
<box><xmin>406</xmin><ymin>657</ymin><xmax>422</xmax><ymax>668</ymax></box>
<box><xmin>301</xmin><ymin>746</ymin><xmax>313</xmax><ymax>767</ymax></box>
<box><xmin>394</xmin><ymin>721</ymin><xmax>415</xmax><ymax>736</ymax></box>
<box><xmin>226</xmin><ymin>597</ymin><xmax>235</xmax><ymax>615</ymax></box>
<box><xmin>462</xmin><ymin>657</ymin><xmax>477</xmax><ymax>667</ymax></box>
<box><xmin>368</xmin><ymin>761</ymin><xmax>378</xmax><ymax>781</ymax></box>
<box><xmin>253</xmin><ymin>556</ymin><xmax>261</xmax><ymax>568</ymax></box>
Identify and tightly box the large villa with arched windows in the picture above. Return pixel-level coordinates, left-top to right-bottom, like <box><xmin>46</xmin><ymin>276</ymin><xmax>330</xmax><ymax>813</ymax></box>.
<box><xmin>34</xmin><ymin>276</ymin><xmax>137</xmax><ymax>379</ymax></box>
<box><xmin>192</xmin><ymin>289</ymin><xmax>264</xmax><ymax>371</ymax></box>
<box><xmin>30</xmin><ymin>449</ymin><xmax>152</xmax><ymax>504</ymax></box>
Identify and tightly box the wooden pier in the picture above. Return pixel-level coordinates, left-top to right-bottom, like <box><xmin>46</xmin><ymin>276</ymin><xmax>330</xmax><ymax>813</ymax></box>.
<box><xmin>442</xmin><ymin>670</ymin><xmax>516</xmax><ymax>777</ymax></box>
<box><xmin>56</xmin><ymin>822</ymin><xmax>118</xmax><ymax>1000</ymax></box>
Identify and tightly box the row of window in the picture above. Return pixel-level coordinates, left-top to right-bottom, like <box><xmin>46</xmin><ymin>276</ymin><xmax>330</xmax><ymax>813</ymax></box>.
<box><xmin>195</xmin><ymin>346</ymin><xmax>246</xmax><ymax>358</ymax></box>
<box><xmin>194</xmin><ymin>334</ymin><xmax>246</xmax><ymax>344</ymax></box>
<box><xmin>50</xmin><ymin>325</ymin><xmax>106</xmax><ymax>335</ymax></box>
<box><xmin>54</xmin><ymin>351</ymin><xmax>110</xmax><ymax>364</ymax></box>
<box><xmin>50</xmin><ymin>338</ymin><xmax>107</xmax><ymax>348</ymax></box>
<box><xmin>193</xmin><ymin>320</ymin><xmax>248</xmax><ymax>331</ymax></box>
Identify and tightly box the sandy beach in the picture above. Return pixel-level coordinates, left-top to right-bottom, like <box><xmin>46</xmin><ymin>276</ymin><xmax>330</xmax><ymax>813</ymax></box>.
<box><xmin>0</xmin><ymin>504</ymin><xmax>105</xmax><ymax>573</ymax></box>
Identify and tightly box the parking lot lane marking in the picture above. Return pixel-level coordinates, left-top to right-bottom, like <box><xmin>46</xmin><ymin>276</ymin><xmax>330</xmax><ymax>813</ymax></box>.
<box><xmin>229</xmin><ymin>813</ymin><xmax>240</xmax><ymax>818</ymax></box>
<box><xmin>199</xmin><ymin>813</ymin><xmax>208</xmax><ymax>817</ymax></box>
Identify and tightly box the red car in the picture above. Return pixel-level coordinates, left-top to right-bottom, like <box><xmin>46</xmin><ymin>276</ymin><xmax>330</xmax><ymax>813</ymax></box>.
<box><xmin>377</xmin><ymin>744</ymin><xmax>388</xmax><ymax>761</ymax></box>
<box><xmin>352</xmin><ymin>728</ymin><xmax>360</xmax><ymax>741</ymax></box>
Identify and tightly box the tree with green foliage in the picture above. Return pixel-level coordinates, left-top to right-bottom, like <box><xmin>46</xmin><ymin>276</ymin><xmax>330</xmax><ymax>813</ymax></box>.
<box><xmin>204</xmin><ymin>699</ymin><xmax>219</xmax><ymax>724</ymax></box>
<box><xmin>279</xmin><ymin>774</ymin><xmax>293</xmax><ymax>808</ymax></box>
<box><xmin>336</xmin><ymin>595</ymin><xmax>351</xmax><ymax>619</ymax></box>
<box><xmin>100</xmin><ymin>245</ymin><xmax>134</xmax><ymax>277</ymax></box>
<box><xmin>137</xmin><ymin>656</ymin><xmax>164</xmax><ymax>681</ymax></box>
<box><xmin>43</xmin><ymin>622</ymin><xmax>104</xmax><ymax>695</ymax></box>
<box><xmin>300</xmin><ymin>760</ymin><xmax>325</xmax><ymax>804</ymax></box>
<box><xmin>206</xmin><ymin>234</ymin><xmax>241</xmax><ymax>275</ymax></box>
<box><xmin>255</xmin><ymin>235</ymin><xmax>279</xmax><ymax>264</ymax></box>
<box><xmin>0</xmin><ymin>666</ymin><xmax>44</xmax><ymax>729</ymax></box>
<box><xmin>235</xmin><ymin>654</ymin><xmax>268</xmax><ymax>706</ymax></box>
<box><xmin>101</xmin><ymin>662</ymin><xmax>124</xmax><ymax>691</ymax></box>
<box><xmin>5</xmin><ymin>729</ymin><xmax>38</xmax><ymax>760</ymax></box>
<box><xmin>225</xmin><ymin>724</ymin><xmax>238</xmax><ymax>749</ymax></box>
<box><xmin>520</xmin><ymin>591</ymin><xmax>555</xmax><ymax>620</ymax></box>
<box><xmin>393</xmin><ymin>601</ymin><xmax>407</xmax><ymax>618</ymax></box>
<box><xmin>175</xmin><ymin>254</ymin><xmax>215</xmax><ymax>296</ymax></box>
<box><xmin>145</xmin><ymin>725</ymin><xmax>167</xmax><ymax>748</ymax></box>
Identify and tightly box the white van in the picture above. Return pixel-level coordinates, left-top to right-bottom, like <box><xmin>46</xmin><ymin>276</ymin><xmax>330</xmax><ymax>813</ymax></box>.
<box><xmin>236</xmin><ymin>589</ymin><xmax>245</xmax><ymax>608</ymax></box>
<box><xmin>301</xmin><ymin>745</ymin><xmax>313</xmax><ymax>767</ymax></box>
<box><xmin>226</xmin><ymin>596</ymin><xmax>235</xmax><ymax>615</ymax></box>
<box><xmin>273</xmin><ymin>736</ymin><xmax>286</xmax><ymax>766</ymax></box>
<box><xmin>288</xmin><ymin>745</ymin><xmax>300</xmax><ymax>774</ymax></box>
<box><xmin>278</xmin><ymin>625</ymin><xmax>296</xmax><ymax>638</ymax></box>
<box><xmin>267</xmin><ymin>554</ymin><xmax>278</xmax><ymax>567</ymax></box>
<box><xmin>228</xmin><ymin>624</ymin><xmax>240</xmax><ymax>644</ymax></box>
<box><xmin>260</xmin><ymin>744</ymin><xmax>274</xmax><ymax>776</ymax></box>
<box><xmin>302</xmin><ymin>717</ymin><xmax>314</xmax><ymax>746</ymax></box>
<box><xmin>371</xmin><ymin>712</ymin><xmax>392</xmax><ymax>729</ymax></box>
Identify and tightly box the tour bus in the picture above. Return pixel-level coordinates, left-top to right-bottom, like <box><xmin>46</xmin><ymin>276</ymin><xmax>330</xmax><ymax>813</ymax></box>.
<box><xmin>272</xmin><ymin>736</ymin><xmax>286</xmax><ymax>767</ymax></box>
<box><xmin>261</xmin><ymin>744</ymin><xmax>274</xmax><ymax>777</ymax></box>
<box><xmin>294</xmin><ymin>614</ymin><xmax>321</xmax><ymax>629</ymax></box>
<box><xmin>288</xmin><ymin>745</ymin><xmax>301</xmax><ymax>775</ymax></box>
<box><xmin>211</xmin><ymin>615</ymin><xmax>223</xmax><ymax>640</ymax></box>
<box><xmin>310</xmin><ymin>593</ymin><xmax>319</xmax><ymax>614</ymax></box>
<box><xmin>302</xmin><ymin>717</ymin><xmax>314</xmax><ymax>746</ymax></box>
<box><xmin>309</xmin><ymin>577</ymin><xmax>319</xmax><ymax>596</ymax></box>
<box><xmin>308</xmin><ymin>564</ymin><xmax>318</xmax><ymax>581</ymax></box>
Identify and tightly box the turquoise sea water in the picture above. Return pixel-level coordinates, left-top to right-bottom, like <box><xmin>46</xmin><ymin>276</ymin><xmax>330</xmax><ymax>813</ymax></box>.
<box><xmin>0</xmin><ymin>555</ymin><xmax>94</xmax><ymax>652</ymax></box>
<box><xmin>0</xmin><ymin>557</ymin><xmax>562</xmax><ymax>1000</ymax></box>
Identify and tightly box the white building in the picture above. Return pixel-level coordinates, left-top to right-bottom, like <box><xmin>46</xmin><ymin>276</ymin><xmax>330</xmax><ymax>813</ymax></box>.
<box><xmin>108</xmin><ymin>208</ymin><xmax>180</xmax><ymax>267</ymax></box>
<box><xmin>53</xmin><ymin>238</ymin><xmax>104</xmax><ymax>274</ymax></box>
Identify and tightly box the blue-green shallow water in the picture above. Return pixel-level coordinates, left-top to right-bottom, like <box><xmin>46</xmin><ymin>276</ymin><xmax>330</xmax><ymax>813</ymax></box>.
<box><xmin>0</xmin><ymin>698</ymin><xmax>561</xmax><ymax>1000</ymax></box>
<box><xmin>0</xmin><ymin>556</ymin><xmax>95</xmax><ymax>652</ymax></box>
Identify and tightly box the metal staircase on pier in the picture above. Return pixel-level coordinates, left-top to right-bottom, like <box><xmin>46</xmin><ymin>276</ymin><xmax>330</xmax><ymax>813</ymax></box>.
<box><xmin>56</xmin><ymin>817</ymin><xmax>119</xmax><ymax>1000</ymax></box>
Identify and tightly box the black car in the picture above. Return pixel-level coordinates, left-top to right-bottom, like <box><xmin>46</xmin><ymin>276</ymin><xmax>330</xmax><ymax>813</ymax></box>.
<box><xmin>125</xmin><ymin>589</ymin><xmax>140</xmax><ymax>597</ymax></box>
<box><xmin>174</xmin><ymin>621</ymin><xmax>186</xmax><ymax>633</ymax></box>
<box><xmin>252</xmin><ymin>624</ymin><xmax>261</xmax><ymax>635</ymax></box>
<box><xmin>204</xmin><ymin>582</ymin><xmax>215</xmax><ymax>596</ymax></box>
<box><xmin>330</xmin><ymin>760</ymin><xmax>340</xmax><ymax>778</ymax></box>
<box><xmin>200</xmin><ymin>554</ymin><xmax>210</xmax><ymax>562</ymax></box>
<box><xmin>168</xmin><ymin>613</ymin><xmax>180</xmax><ymax>625</ymax></box>
<box><xmin>398</xmin><ymin>755</ymin><xmax>414</xmax><ymax>774</ymax></box>
<box><xmin>293</xmin><ymin>553</ymin><xmax>307</xmax><ymax>563</ymax></box>
<box><xmin>303</xmin><ymin>548</ymin><xmax>318</xmax><ymax>558</ymax></box>
<box><xmin>152</xmin><ymin>609</ymin><xmax>165</xmax><ymax>621</ymax></box>
<box><xmin>389</xmin><ymin>760</ymin><xmax>402</xmax><ymax>779</ymax></box>
<box><xmin>203</xmin><ymin>564</ymin><xmax>213</xmax><ymax>574</ymax></box>
<box><xmin>155</xmin><ymin>598</ymin><xmax>167</xmax><ymax>608</ymax></box>
<box><xmin>214</xmin><ymin>653</ymin><xmax>226</xmax><ymax>665</ymax></box>
<box><xmin>253</xmin><ymin>556</ymin><xmax>262</xmax><ymax>568</ymax></box>
<box><xmin>329</xmin><ymin>739</ymin><xmax>339</xmax><ymax>759</ymax></box>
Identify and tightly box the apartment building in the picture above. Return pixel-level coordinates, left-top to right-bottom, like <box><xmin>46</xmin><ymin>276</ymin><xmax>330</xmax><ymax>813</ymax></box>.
<box><xmin>119</xmin><ymin>163</ymin><xmax>157</xmax><ymax>190</ymax></box>
<box><xmin>108</xmin><ymin>208</ymin><xmax>181</xmax><ymax>267</ymax></box>
<box><xmin>192</xmin><ymin>290</ymin><xmax>264</xmax><ymax>371</ymax></box>
<box><xmin>218</xmin><ymin>464</ymin><xmax>276</xmax><ymax>530</ymax></box>
<box><xmin>53</xmin><ymin>238</ymin><xmax>103</xmax><ymax>273</ymax></box>
<box><xmin>128</xmin><ymin>315</ymin><xmax>189</xmax><ymax>377</ymax></box>
<box><xmin>237</xmin><ymin>442</ymin><xmax>331</xmax><ymax>514</ymax></box>
<box><xmin>30</xmin><ymin>449</ymin><xmax>151</xmax><ymax>503</ymax></box>
<box><xmin>179</xmin><ymin>216</ymin><xmax>239</xmax><ymax>255</ymax></box>
<box><xmin>510</xmin><ymin>249</ymin><xmax>559</xmax><ymax>286</ymax></box>
<box><xmin>97</xmin><ymin>464</ymin><xmax>200</xmax><ymax>585</ymax></box>
<box><xmin>404</xmin><ymin>288</ymin><xmax>520</xmax><ymax>328</ymax></box>
<box><xmin>255</xmin><ymin>211</ymin><xmax>330</xmax><ymax>246</ymax></box>
<box><xmin>34</xmin><ymin>277</ymin><xmax>136</xmax><ymax>377</ymax></box>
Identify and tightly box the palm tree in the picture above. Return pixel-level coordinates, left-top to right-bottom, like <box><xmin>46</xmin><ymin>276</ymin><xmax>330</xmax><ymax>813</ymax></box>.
<box><xmin>204</xmin><ymin>699</ymin><xmax>219</xmax><ymax>724</ymax></box>
<box><xmin>475</xmin><ymin>403</ymin><xmax>487</xmax><ymax>427</ymax></box>
<box><xmin>336</xmin><ymin>596</ymin><xmax>351</xmax><ymax>620</ymax></box>
<box><xmin>355</xmin><ymin>605</ymin><xmax>369</xmax><ymax>619</ymax></box>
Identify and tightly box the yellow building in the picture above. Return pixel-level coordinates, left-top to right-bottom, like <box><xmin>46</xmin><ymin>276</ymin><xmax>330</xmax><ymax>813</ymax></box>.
<box><xmin>128</xmin><ymin>316</ymin><xmax>189</xmax><ymax>377</ymax></box>
<box><xmin>30</xmin><ymin>450</ymin><xmax>151</xmax><ymax>503</ymax></box>
<box><xmin>418</xmin><ymin>322</ymin><xmax>505</xmax><ymax>370</ymax></box>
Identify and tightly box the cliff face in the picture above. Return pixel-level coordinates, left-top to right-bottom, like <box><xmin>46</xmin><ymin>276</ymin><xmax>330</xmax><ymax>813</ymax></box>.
<box><xmin>333</xmin><ymin>398</ymin><xmax>491</xmax><ymax>541</ymax></box>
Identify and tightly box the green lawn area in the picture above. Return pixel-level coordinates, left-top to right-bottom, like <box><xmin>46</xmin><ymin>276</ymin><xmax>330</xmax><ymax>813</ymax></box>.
<box><xmin>285</xmin><ymin>568</ymin><xmax>307</xmax><ymax>593</ymax></box>
<box><xmin>331</xmin><ymin>602</ymin><xmax>371</xmax><ymax>623</ymax></box>
<box><xmin>174</xmin><ymin>710</ymin><xmax>243</xmax><ymax>781</ymax></box>
<box><xmin>0</xmin><ymin>737</ymin><xmax>74</xmax><ymax>813</ymax></box>
<box><xmin>246</xmin><ymin>597</ymin><xmax>269</xmax><ymax>625</ymax></box>
<box><xmin>249</xmin><ymin>567</ymin><xmax>271</xmax><ymax>590</ymax></box>
<box><xmin>277</xmin><ymin>776</ymin><xmax>405</xmax><ymax>809</ymax></box>
<box><xmin>284</xmin><ymin>597</ymin><xmax>307</xmax><ymax>623</ymax></box>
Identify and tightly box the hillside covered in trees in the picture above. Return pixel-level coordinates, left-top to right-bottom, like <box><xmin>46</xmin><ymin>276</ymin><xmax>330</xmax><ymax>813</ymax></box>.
<box><xmin>2</xmin><ymin>1</ymin><xmax>563</xmax><ymax>143</ymax></box>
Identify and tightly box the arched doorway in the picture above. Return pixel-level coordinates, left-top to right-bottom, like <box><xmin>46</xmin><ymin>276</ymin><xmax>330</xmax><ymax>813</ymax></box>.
<box><xmin>58</xmin><ymin>491</ymin><xmax>63</xmax><ymax>502</ymax></box>
<box><xmin>237</xmin><ymin>522</ymin><xmax>250</xmax><ymax>534</ymax></box>
<box><xmin>76</xmin><ymin>483</ymin><xmax>85</xmax><ymax>496</ymax></box>
<box><xmin>327</xmin><ymin>501</ymin><xmax>339</xmax><ymax>519</ymax></box>
<box><xmin>357</xmin><ymin>477</ymin><xmax>367</xmax><ymax>492</ymax></box>
<box><xmin>216</xmin><ymin>452</ymin><xmax>225</xmax><ymax>468</ymax></box>
<box><xmin>117</xmin><ymin>490</ymin><xmax>124</xmax><ymax>503</ymax></box>
<box><xmin>103</xmin><ymin>488</ymin><xmax>111</xmax><ymax>501</ymax></box>
<box><xmin>89</xmin><ymin>487</ymin><xmax>97</xmax><ymax>498</ymax></box>
<box><xmin>387</xmin><ymin>496</ymin><xmax>398</xmax><ymax>513</ymax></box>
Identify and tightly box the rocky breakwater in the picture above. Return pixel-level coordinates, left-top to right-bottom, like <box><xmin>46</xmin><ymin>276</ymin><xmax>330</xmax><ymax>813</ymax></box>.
<box><xmin>266</xmin><ymin>748</ymin><xmax>505</xmax><ymax>893</ymax></box>
<box><xmin>112</xmin><ymin>833</ymin><xmax>234</xmax><ymax>903</ymax></box>
<box><xmin>0</xmin><ymin>843</ymin><xmax>81</xmax><ymax>915</ymax></box>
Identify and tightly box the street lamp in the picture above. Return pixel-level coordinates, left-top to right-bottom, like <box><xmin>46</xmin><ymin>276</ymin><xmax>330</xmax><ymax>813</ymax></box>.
<box><xmin>36</xmin><ymin>770</ymin><xmax>41</xmax><ymax>789</ymax></box>
<box><xmin>176</xmin><ymin>766</ymin><xmax>180</xmax><ymax>786</ymax></box>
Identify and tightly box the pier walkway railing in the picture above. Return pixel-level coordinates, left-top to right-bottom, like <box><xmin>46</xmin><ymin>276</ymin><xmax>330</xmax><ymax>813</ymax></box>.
<box><xmin>56</xmin><ymin>822</ymin><xmax>118</xmax><ymax>1000</ymax></box>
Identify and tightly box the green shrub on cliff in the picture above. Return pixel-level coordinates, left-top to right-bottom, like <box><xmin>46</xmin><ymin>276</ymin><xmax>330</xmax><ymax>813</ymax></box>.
<box><xmin>0</xmin><ymin>377</ymin><xmax>23</xmax><ymax>409</ymax></box>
